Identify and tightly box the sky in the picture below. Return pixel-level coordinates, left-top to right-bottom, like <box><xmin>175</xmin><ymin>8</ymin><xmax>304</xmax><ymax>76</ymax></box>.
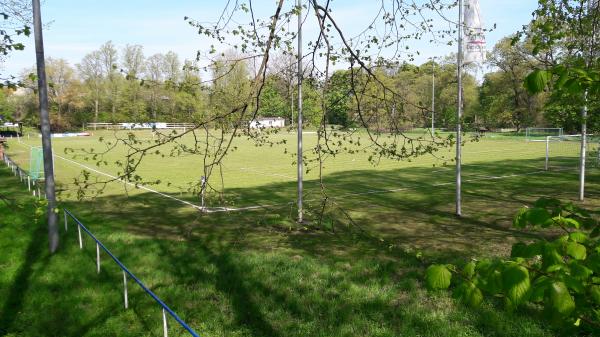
<box><xmin>2</xmin><ymin>0</ymin><xmax>539</xmax><ymax>78</ymax></box>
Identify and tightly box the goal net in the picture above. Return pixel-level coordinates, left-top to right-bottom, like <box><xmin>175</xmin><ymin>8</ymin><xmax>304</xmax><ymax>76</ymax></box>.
<box><xmin>526</xmin><ymin>127</ymin><xmax>563</xmax><ymax>141</ymax></box>
<box><xmin>544</xmin><ymin>135</ymin><xmax>600</xmax><ymax>171</ymax></box>
<box><xmin>29</xmin><ymin>146</ymin><xmax>44</xmax><ymax>181</ymax></box>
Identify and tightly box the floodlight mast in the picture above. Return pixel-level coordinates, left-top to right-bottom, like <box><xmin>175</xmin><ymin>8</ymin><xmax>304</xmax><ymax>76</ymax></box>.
<box><xmin>33</xmin><ymin>0</ymin><xmax>59</xmax><ymax>253</ymax></box>
<box><xmin>579</xmin><ymin>0</ymin><xmax>597</xmax><ymax>201</ymax></box>
<box><xmin>456</xmin><ymin>0</ymin><xmax>464</xmax><ymax>217</ymax></box>
<box><xmin>431</xmin><ymin>57</ymin><xmax>436</xmax><ymax>136</ymax></box>
<box><xmin>297</xmin><ymin>0</ymin><xmax>304</xmax><ymax>223</ymax></box>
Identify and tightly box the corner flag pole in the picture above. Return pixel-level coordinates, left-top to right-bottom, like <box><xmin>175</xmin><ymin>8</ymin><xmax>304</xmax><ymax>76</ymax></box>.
<box><xmin>297</xmin><ymin>0</ymin><xmax>304</xmax><ymax>223</ymax></box>
<box><xmin>456</xmin><ymin>0</ymin><xmax>464</xmax><ymax>216</ymax></box>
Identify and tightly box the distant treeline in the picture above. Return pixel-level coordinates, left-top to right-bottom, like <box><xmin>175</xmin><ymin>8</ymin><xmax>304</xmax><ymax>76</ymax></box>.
<box><xmin>1</xmin><ymin>37</ymin><xmax>597</xmax><ymax>133</ymax></box>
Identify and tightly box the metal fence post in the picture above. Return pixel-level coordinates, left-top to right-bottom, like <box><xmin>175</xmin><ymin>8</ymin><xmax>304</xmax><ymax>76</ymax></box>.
<box><xmin>64</xmin><ymin>210</ymin><xmax>68</xmax><ymax>232</ymax></box>
<box><xmin>28</xmin><ymin>176</ymin><xmax>31</xmax><ymax>191</ymax></box>
<box><xmin>545</xmin><ymin>136</ymin><xmax>550</xmax><ymax>171</ymax></box>
<box><xmin>96</xmin><ymin>243</ymin><xmax>101</xmax><ymax>274</ymax></box>
<box><xmin>162</xmin><ymin>308</ymin><xmax>169</xmax><ymax>337</ymax></box>
<box><xmin>123</xmin><ymin>271</ymin><xmax>129</xmax><ymax>309</ymax></box>
<box><xmin>62</xmin><ymin>210</ymin><xmax>201</xmax><ymax>337</ymax></box>
<box><xmin>78</xmin><ymin>225</ymin><xmax>83</xmax><ymax>249</ymax></box>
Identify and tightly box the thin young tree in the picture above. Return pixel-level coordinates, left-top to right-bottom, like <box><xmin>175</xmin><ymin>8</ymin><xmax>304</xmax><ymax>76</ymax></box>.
<box><xmin>72</xmin><ymin>1</ymin><xmax>465</xmax><ymax>224</ymax></box>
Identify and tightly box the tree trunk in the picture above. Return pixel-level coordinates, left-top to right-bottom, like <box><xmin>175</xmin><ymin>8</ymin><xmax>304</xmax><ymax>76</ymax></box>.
<box><xmin>111</xmin><ymin>99</ymin><xmax>116</xmax><ymax>122</ymax></box>
<box><xmin>151</xmin><ymin>92</ymin><xmax>157</xmax><ymax>120</ymax></box>
<box><xmin>94</xmin><ymin>99</ymin><xmax>99</xmax><ymax>123</ymax></box>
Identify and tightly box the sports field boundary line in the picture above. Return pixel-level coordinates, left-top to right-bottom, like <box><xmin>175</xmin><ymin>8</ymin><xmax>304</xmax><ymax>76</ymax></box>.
<box><xmin>11</xmin><ymin>141</ymin><xmax>204</xmax><ymax>210</ymax></box>
<box><xmin>8</xmin><ymin>140</ymin><xmax>578</xmax><ymax>215</ymax></box>
<box><xmin>203</xmin><ymin>167</ymin><xmax>576</xmax><ymax>213</ymax></box>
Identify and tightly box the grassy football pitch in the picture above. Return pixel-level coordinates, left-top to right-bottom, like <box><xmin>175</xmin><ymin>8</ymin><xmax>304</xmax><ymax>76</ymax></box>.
<box><xmin>1</xmin><ymin>130</ymin><xmax>599</xmax><ymax>336</ymax></box>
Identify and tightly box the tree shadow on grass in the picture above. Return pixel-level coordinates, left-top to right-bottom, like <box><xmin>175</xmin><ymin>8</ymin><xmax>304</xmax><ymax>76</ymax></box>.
<box><xmin>64</xmin><ymin>156</ymin><xmax>600</xmax><ymax>264</ymax></box>
<box><xmin>4</xmin><ymin>156</ymin><xmax>596</xmax><ymax>336</ymax></box>
<box><xmin>0</xmin><ymin>218</ymin><xmax>48</xmax><ymax>334</ymax></box>
<box><xmin>164</xmin><ymin>235</ymin><xmax>282</xmax><ymax>337</ymax></box>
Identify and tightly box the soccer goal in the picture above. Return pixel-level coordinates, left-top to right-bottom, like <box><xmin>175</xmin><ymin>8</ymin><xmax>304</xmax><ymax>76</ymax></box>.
<box><xmin>544</xmin><ymin>135</ymin><xmax>600</xmax><ymax>171</ymax></box>
<box><xmin>526</xmin><ymin>127</ymin><xmax>563</xmax><ymax>142</ymax></box>
<box><xmin>29</xmin><ymin>146</ymin><xmax>44</xmax><ymax>180</ymax></box>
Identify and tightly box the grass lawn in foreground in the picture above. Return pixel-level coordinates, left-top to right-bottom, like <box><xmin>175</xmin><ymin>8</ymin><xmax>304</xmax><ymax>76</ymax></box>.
<box><xmin>1</xmin><ymin>131</ymin><xmax>599</xmax><ymax>336</ymax></box>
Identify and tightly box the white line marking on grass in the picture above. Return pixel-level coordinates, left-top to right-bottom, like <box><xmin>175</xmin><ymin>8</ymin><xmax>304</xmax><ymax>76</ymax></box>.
<box><xmin>240</xmin><ymin>167</ymin><xmax>296</xmax><ymax>180</ymax></box>
<box><xmin>12</xmin><ymin>141</ymin><xmax>204</xmax><ymax>211</ymax></box>
<box><xmin>202</xmin><ymin>168</ymin><xmax>574</xmax><ymax>213</ymax></box>
<box><xmin>56</xmin><ymin>155</ymin><xmax>203</xmax><ymax>210</ymax></box>
<box><xmin>9</xmin><ymin>140</ymin><xmax>576</xmax><ymax>215</ymax></box>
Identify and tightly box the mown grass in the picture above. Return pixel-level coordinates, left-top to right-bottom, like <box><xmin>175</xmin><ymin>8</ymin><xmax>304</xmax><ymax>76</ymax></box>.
<box><xmin>3</xmin><ymin>129</ymin><xmax>597</xmax><ymax>202</ymax></box>
<box><xmin>1</xmin><ymin>131</ymin><xmax>600</xmax><ymax>336</ymax></box>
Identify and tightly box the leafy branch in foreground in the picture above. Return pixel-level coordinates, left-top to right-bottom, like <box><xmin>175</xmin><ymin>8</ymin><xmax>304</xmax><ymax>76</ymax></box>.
<box><xmin>426</xmin><ymin>198</ymin><xmax>600</xmax><ymax>331</ymax></box>
<box><xmin>0</xmin><ymin>9</ymin><xmax>31</xmax><ymax>88</ymax></box>
<box><xmin>65</xmin><ymin>0</ymin><xmax>467</xmax><ymax>209</ymax></box>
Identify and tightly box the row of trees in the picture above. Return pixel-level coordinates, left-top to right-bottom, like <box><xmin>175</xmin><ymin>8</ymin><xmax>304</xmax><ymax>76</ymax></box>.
<box><xmin>2</xmin><ymin>40</ymin><xmax>480</xmax><ymax>131</ymax></box>
<box><xmin>1</xmin><ymin>35</ymin><xmax>595</xmax><ymax>133</ymax></box>
<box><xmin>3</xmin><ymin>41</ymin><xmax>206</xmax><ymax>130</ymax></box>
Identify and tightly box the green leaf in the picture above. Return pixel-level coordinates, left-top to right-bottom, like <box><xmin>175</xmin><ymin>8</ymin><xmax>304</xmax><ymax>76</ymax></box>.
<box><xmin>568</xmin><ymin>261</ymin><xmax>593</xmax><ymax>280</ymax></box>
<box><xmin>533</xmin><ymin>197</ymin><xmax>561</xmax><ymax>209</ymax></box>
<box><xmin>565</xmin><ymin>242</ymin><xmax>586</xmax><ymax>260</ymax></box>
<box><xmin>587</xmin><ymin>254</ymin><xmax>600</xmax><ymax>271</ymax></box>
<box><xmin>562</xmin><ymin>275</ymin><xmax>585</xmax><ymax>294</ymax></box>
<box><xmin>524</xmin><ymin>69</ymin><xmax>550</xmax><ymax>93</ymax></box>
<box><xmin>553</xmin><ymin>216</ymin><xmax>580</xmax><ymax>229</ymax></box>
<box><xmin>527</xmin><ymin>208</ymin><xmax>551</xmax><ymax>226</ymax></box>
<box><xmin>581</xmin><ymin>217</ymin><xmax>598</xmax><ymax>231</ymax></box>
<box><xmin>475</xmin><ymin>260</ymin><xmax>503</xmax><ymax>294</ymax></box>
<box><xmin>462</xmin><ymin>261</ymin><xmax>476</xmax><ymax>279</ymax></box>
<box><xmin>531</xmin><ymin>276</ymin><xmax>551</xmax><ymax>302</ymax></box>
<box><xmin>546</xmin><ymin>281</ymin><xmax>575</xmax><ymax>321</ymax></box>
<box><xmin>590</xmin><ymin>225</ymin><xmax>600</xmax><ymax>238</ymax></box>
<box><xmin>455</xmin><ymin>282</ymin><xmax>483</xmax><ymax>307</ymax></box>
<box><xmin>502</xmin><ymin>264</ymin><xmax>531</xmax><ymax>308</ymax></box>
<box><xmin>590</xmin><ymin>285</ymin><xmax>600</xmax><ymax>305</ymax></box>
<box><xmin>555</xmin><ymin>70</ymin><xmax>569</xmax><ymax>88</ymax></box>
<box><xmin>564</xmin><ymin>78</ymin><xmax>582</xmax><ymax>94</ymax></box>
<box><xmin>425</xmin><ymin>265</ymin><xmax>452</xmax><ymax>290</ymax></box>
<box><xmin>568</xmin><ymin>231</ymin><xmax>587</xmax><ymax>243</ymax></box>
<box><xmin>562</xmin><ymin>202</ymin><xmax>590</xmax><ymax>218</ymax></box>
<box><xmin>546</xmin><ymin>264</ymin><xmax>564</xmax><ymax>272</ymax></box>
<box><xmin>513</xmin><ymin>207</ymin><xmax>529</xmax><ymax>228</ymax></box>
<box><xmin>542</xmin><ymin>244</ymin><xmax>564</xmax><ymax>270</ymax></box>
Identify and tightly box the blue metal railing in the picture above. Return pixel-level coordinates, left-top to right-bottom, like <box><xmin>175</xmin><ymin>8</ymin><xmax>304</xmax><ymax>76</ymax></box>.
<box><xmin>64</xmin><ymin>209</ymin><xmax>201</xmax><ymax>337</ymax></box>
<box><xmin>4</xmin><ymin>149</ymin><xmax>202</xmax><ymax>336</ymax></box>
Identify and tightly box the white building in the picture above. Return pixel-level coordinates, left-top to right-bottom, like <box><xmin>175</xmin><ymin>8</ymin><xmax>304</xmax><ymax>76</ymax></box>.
<box><xmin>249</xmin><ymin>117</ymin><xmax>286</xmax><ymax>129</ymax></box>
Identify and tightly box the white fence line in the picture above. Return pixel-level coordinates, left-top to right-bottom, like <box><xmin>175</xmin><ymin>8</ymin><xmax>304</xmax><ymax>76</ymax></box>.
<box><xmin>86</xmin><ymin>123</ymin><xmax>196</xmax><ymax>131</ymax></box>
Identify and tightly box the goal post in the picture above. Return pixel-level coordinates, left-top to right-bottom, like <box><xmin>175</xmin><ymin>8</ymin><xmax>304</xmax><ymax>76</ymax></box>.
<box><xmin>544</xmin><ymin>134</ymin><xmax>599</xmax><ymax>171</ymax></box>
<box><xmin>526</xmin><ymin>127</ymin><xmax>563</xmax><ymax>142</ymax></box>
